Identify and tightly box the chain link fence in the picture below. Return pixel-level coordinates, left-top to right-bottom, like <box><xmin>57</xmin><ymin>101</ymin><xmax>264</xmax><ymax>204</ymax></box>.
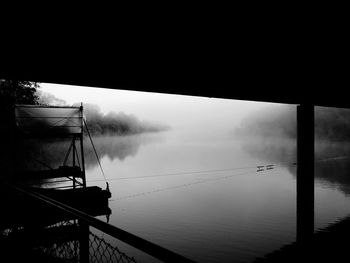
<box><xmin>1</xmin><ymin>220</ymin><xmax>138</xmax><ymax>263</ymax></box>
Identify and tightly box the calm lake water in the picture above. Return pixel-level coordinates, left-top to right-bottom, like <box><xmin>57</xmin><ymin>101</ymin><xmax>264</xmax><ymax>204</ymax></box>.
<box><xmin>84</xmin><ymin>131</ymin><xmax>350</xmax><ymax>263</ymax></box>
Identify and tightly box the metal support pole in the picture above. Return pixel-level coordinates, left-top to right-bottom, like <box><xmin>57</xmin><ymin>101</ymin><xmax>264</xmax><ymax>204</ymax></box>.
<box><xmin>79</xmin><ymin>219</ymin><xmax>90</xmax><ymax>263</ymax></box>
<box><xmin>73</xmin><ymin>137</ymin><xmax>76</xmax><ymax>189</ymax></box>
<box><xmin>73</xmin><ymin>138</ymin><xmax>76</xmax><ymax>167</ymax></box>
<box><xmin>80</xmin><ymin>103</ymin><xmax>87</xmax><ymax>188</ymax></box>
<box><xmin>296</xmin><ymin>104</ymin><xmax>315</xmax><ymax>244</ymax></box>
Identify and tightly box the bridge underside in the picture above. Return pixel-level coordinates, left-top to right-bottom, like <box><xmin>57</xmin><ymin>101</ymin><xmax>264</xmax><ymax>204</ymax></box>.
<box><xmin>0</xmin><ymin>56</ymin><xmax>347</xmax><ymax>261</ymax></box>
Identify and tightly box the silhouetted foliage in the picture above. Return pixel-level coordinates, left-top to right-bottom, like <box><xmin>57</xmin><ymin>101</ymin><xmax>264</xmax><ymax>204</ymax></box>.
<box><xmin>0</xmin><ymin>80</ymin><xmax>40</xmax><ymax>177</ymax></box>
<box><xmin>0</xmin><ymin>79</ymin><xmax>40</xmax><ymax>105</ymax></box>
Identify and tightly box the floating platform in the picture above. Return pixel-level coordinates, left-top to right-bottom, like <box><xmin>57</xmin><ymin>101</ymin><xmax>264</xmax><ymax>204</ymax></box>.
<box><xmin>15</xmin><ymin>166</ymin><xmax>84</xmax><ymax>182</ymax></box>
<box><xmin>0</xmin><ymin>185</ymin><xmax>111</xmax><ymax>230</ymax></box>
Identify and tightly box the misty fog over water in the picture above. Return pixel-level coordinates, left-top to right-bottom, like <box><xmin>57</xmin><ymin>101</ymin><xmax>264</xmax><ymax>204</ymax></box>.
<box><xmin>36</xmin><ymin>84</ymin><xmax>350</xmax><ymax>262</ymax></box>
<box><xmin>83</xmin><ymin>131</ymin><xmax>350</xmax><ymax>263</ymax></box>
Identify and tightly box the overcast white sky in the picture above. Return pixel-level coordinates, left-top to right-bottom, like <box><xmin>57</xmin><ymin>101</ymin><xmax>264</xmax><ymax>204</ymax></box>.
<box><xmin>40</xmin><ymin>82</ymin><xmax>276</xmax><ymax>134</ymax></box>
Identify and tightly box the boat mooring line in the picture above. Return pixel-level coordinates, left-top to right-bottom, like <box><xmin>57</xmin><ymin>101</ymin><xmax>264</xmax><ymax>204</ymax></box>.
<box><xmin>84</xmin><ymin>119</ymin><xmax>108</xmax><ymax>184</ymax></box>
<box><xmin>110</xmin><ymin>169</ymin><xmax>276</xmax><ymax>202</ymax></box>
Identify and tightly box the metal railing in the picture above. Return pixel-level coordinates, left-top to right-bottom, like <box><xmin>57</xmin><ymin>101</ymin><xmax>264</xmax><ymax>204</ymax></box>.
<box><xmin>9</xmin><ymin>184</ymin><xmax>196</xmax><ymax>263</ymax></box>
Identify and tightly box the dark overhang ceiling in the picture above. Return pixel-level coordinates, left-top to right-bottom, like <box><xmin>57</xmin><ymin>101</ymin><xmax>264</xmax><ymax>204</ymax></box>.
<box><xmin>1</xmin><ymin>48</ymin><xmax>347</xmax><ymax>108</ymax></box>
<box><xmin>2</xmin><ymin>11</ymin><xmax>347</xmax><ymax>108</ymax></box>
<box><xmin>1</xmin><ymin>71</ymin><xmax>347</xmax><ymax>109</ymax></box>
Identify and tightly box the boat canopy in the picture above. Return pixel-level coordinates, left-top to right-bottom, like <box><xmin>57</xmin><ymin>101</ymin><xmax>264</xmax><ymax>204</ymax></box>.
<box><xmin>15</xmin><ymin>105</ymin><xmax>83</xmax><ymax>137</ymax></box>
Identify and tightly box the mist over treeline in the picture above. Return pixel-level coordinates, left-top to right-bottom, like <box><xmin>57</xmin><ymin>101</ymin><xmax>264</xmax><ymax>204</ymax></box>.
<box><xmin>37</xmin><ymin>90</ymin><xmax>170</xmax><ymax>136</ymax></box>
<box><xmin>235</xmin><ymin>104</ymin><xmax>350</xmax><ymax>195</ymax></box>
<box><xmin>79</xmin><ymin>103</ymin><xmax>170</xmax><ymax>136</ymax></box>
<box><xmin>234</xmin><ymin>104</ymin><xmax>350</xmax><ymax>142</ymax></box>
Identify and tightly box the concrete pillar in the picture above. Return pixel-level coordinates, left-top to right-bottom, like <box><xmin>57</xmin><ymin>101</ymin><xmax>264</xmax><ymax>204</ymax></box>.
<box><xmin>296</xmin><ymin>104</ymin><xmax>315</xmax><ymax>243</ymax></box>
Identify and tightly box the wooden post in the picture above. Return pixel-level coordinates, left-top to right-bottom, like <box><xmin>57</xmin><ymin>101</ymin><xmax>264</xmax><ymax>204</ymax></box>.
<box><xmin>296</xmin><ymin>104</ymin><xmax>315</xmax><ymax>244</ymax></box>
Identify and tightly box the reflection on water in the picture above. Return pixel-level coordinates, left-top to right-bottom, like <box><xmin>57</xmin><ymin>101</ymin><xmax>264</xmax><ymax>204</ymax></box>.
<box><xmin>19</xmin><ymin>130</ymin><xmax>350</xmax><ymax>262</ymax></box>
<box><xmin>241</xmin><ymin>136</ymin><xmax>350</xmax><ymax>233</ymax></box>
<box><xmin>240</xmin><ymin>137</ymin><xmax>296</xmax><ymax>167</ymax></box>
<box><xmin>86</xmin><ymin>132</ymin><xmax>299</xmax><ymax>263</ymax></box>
<box><xmin>240</xmin><ymin>137</ymin><xmax>350</xmax><ymax>196</ymax></box>
<box><xmin>84</xmin><ymin>133</ymin><xmax>166</xmax><ymax>167</ymax></box>
<box><xmin>14</xmin><ymin>133</ymin><xmax>166</xmax><ymax>174</ymax></box>
<box><xmin>82</xmin><ymin>132</ymin><xmax>350</xmax><ymax>262</ymax></box>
